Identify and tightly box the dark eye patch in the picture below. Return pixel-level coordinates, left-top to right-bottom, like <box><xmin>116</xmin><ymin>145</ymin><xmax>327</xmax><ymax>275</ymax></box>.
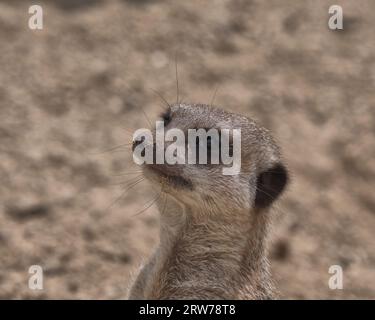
<box><xmin>160</xmin><ymin>107</ymin><xmax>172</xmax><ymax>126</ymax></box>
<box><xmin>191</xmin><ymin>128</ymin><xmax>235</xmax><ymax>165</ymax></box>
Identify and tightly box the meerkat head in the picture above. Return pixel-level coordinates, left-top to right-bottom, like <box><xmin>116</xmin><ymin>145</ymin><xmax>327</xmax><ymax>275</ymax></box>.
<box><xmin>133</xmin><ymin>103</ymin><xmax>288</xmax><ymax>215</ymax></box>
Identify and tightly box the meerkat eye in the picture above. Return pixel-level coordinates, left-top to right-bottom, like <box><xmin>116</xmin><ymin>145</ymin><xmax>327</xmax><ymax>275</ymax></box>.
<box><xmin>228</xmin><ymin>144</ymin><xmax>233</xmax><ymax>157</ymax></box>
<box><xmin>160</xmin><ymin>107</ymin><xmax>171</xmax><ymax>126</ymax></box>
<box><xmin>206</xmin><ymin>136</ymin><xmax>212</xmax><ymax>151</ymax></box>
<box><xmin>216</xmin><ymin>131</ymin><xmax>233</xmax><ymax>158</ymax></box>
<box><xmin>195</xmin><ymin>133</ymin><xmax>212</xmax><ymax>150</ymax></box>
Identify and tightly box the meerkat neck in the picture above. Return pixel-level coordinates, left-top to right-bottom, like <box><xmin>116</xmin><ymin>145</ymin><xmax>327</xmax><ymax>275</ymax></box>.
<box><xmin>146</xmin><ymin>196</ymin><xmax>273</xmax><ymax>299</ymax></box>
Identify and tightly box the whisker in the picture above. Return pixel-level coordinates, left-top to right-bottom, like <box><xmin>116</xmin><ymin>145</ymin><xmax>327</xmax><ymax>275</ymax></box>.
<box><xmin>161</xmin><ymin>192</ymin><xmax>168</xmax><ymax>215</ymax></box>
<box><xmin>88</xmin><ymin>142</ymin><xmax>133</xmax><ymax>155</ymax></box>
<box><xmin>106</xmin><ymin>176</ymin><xmax>144</xmax><ymax>210</ymax></box>
<box><xmin>175</xmin><ymin>54</ymin><xmax>180</xmax><ymax>104</ymax></box>
<box><xmin>139</xmin><ymin>105</ymin><xmax>153</xmax><ymax>129</ymax></box>
<box><xmin>111</xmin><ymin>171</ymin><xmax>143</xmax><ymax>177</ymax></box>
<box><xmin>132</xmin><ymin>191</ymin><xmax>163</xmax><ymax>217</ymax></box>
<box><xmin>150</xmin><ymin>88</ymin><xmax>171</xmax><ymax>109</ymax></box>
<box><xmin>110</xmin><ymin>174</ymin><xmax>143</xmax><ymax>187</ymax></box>
<box><xmin>210</xmin><ymin>85</ymin><xmax>220</xmax><ymax>107</ymax></box>
<box><xmin>109</xmin><ymin>149</ymin><xmax>135</xmax><ymax>155</ymax></box>
<box><xmin>123</xmin><ymin>127</ymin><xmax>138</xmax><ymax>136</ymax></box>
<box><xmin>110</xmin><ymin>179</ymin><xmax>142</xmax><ymax>186</ymax></box>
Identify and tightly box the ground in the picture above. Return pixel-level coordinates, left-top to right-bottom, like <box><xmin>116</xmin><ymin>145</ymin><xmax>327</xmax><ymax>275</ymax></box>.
<box><xmin>0</xmin><ymin>0</ymin><xmax>374</xmax><ymax>299</ymax></box>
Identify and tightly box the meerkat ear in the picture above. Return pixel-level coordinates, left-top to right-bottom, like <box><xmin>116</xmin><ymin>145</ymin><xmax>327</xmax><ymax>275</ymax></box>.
<box><xmin>254</xmin><ymin>163</ymin><xmax>288</xmax><ymax>209</ymax></box>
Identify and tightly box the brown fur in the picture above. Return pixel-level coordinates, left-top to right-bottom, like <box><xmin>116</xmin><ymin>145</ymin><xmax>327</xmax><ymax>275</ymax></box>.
<box><xmin>128</xmin><ymin>104</ymin><xmax>288</xmax><ymax>299</ymax></box>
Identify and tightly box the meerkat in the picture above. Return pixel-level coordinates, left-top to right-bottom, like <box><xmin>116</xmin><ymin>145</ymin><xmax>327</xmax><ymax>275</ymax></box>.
<box><xmin>128</xmin><ymin>103</ymin><xmax>288</xmax><ymax>300</ymax></box>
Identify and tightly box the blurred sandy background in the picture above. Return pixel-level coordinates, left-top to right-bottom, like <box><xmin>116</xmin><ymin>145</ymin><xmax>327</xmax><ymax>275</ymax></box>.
<box><xmin>0</xmin><ymin>0</ymin><xmax>374</xmax><ymax>299</ymax></box>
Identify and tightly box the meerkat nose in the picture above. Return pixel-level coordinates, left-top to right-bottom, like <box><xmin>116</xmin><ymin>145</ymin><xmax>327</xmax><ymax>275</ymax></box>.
<box><xmin>132</xmin><ymin>138</ymin><xmax>144</xmax><ymax>152</ymax></box>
